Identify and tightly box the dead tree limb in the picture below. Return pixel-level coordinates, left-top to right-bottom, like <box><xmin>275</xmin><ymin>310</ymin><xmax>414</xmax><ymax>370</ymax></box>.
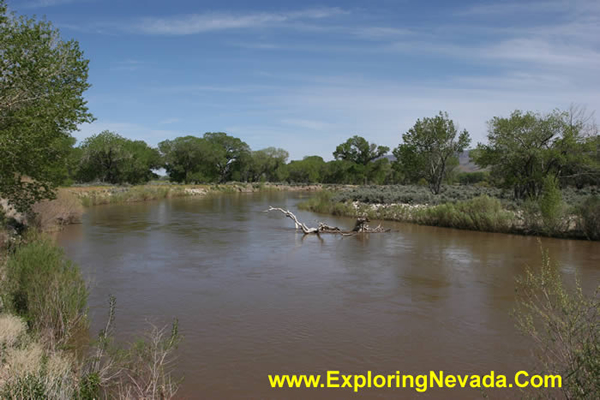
<box><xmin>265</xmin><ymin>206</ymin><xmax>389</xmax><ymax>235</ymax></box>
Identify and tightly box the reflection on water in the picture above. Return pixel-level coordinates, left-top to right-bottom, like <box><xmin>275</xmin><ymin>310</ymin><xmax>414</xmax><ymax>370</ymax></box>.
<box><xmin>57</xmin><ymin>192</ymin><xmax>600</xmax><ymax>399</ymax></box>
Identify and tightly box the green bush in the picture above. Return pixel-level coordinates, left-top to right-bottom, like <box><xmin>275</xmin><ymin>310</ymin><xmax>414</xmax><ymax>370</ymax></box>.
<box><xmin>414</xmin><ymin>195</ymin><xmax>514</xmax><ymax>232</ymax></box>
<box><xmin>577</xmin><ymin>196</ymin><xmax>600</xmax><ymax>240</ymax></box>
<box><xmin>514</xmin><ymin>247</ymin><xmax>600</xmax><ymax>399</ymax></box>
<box><xmin>539</xmin><ymin>176</ymin><xmax>565</xmax><ymax>234</ymax></box>
<box><xmin>3</xmin><ymin>239</ymin><xmax>88</xmax><ymax>348</ymax></box>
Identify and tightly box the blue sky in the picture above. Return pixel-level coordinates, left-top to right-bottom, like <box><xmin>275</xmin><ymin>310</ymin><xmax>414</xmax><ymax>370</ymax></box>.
<box><xmin>9</xmin><ymin>0</ymin><xmax>600</xmax><ymax>160</ymax></box>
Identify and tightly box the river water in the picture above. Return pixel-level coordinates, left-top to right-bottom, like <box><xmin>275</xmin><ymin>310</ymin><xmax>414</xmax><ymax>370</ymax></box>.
<box><xmin>56</xmin><ymin>192</ymin><xmax>600</xmax><ymax>399</ymax></box>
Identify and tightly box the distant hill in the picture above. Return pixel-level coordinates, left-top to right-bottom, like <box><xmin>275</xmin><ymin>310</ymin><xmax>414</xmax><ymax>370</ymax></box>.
<box><xmin>383</xmin><ymin>150</ymin><xmax>481</xmax><ymax>172</ymax></box>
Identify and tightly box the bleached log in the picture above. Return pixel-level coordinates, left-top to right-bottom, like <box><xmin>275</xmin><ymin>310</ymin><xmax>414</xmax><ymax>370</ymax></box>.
<box><xmin>265</xmin><ymin>206</ymin><xmax>389</xmax><ymax>235</ymax></box>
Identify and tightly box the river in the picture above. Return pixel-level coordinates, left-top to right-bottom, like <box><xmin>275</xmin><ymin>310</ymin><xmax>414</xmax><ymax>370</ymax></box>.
<box><xmin>56</xmin><ymin>191</ymin><xmax>600</xmax><ymax>399</ymax></box>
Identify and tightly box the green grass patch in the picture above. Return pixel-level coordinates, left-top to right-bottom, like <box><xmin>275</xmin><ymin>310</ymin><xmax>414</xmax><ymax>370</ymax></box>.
<box><xmin>2</xmin><ymin>237</ymin><xmax>88</xmax><ymax>348</ymax></box>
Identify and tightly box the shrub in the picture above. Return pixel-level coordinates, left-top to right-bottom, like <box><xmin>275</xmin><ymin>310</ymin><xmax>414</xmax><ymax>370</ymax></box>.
<box><xmin>414</xmin><ymin>195</ymin><xmax>515</xmax><ymax>232</ymax></box>
<box><xmin>514</xmin><ymin>246</ymin><xmax>600</xmax><ymax>399</ymax></box>
<box><xmin>2</xmin><ymin>239</ymin><xmax>88</xmax><ymax>348</ymax></box>
<box><xmin>577</xmin><ymin>196</ymin><xmax>600</xmax><ymax>240</ymax></box>
<box><xmin>539</xmin><ymin>176</ymin><xmax>565</xmax><ymax>234</ymax></box>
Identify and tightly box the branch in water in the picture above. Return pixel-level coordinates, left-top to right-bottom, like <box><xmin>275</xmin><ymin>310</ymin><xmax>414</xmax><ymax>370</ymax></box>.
<box><xmin>265</xmin><ymin>206</ymin><xmax>389</xmax><ymax>235</ymax></box>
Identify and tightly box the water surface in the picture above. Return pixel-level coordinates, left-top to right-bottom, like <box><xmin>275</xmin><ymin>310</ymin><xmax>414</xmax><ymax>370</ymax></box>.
<box><xmin>57</xmin><ymin>192</ymin><xmax>600</xmax><ymax>399</ymax></box>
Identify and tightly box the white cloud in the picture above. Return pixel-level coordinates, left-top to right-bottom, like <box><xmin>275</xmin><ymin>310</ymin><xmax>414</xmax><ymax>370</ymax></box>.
<box><xmin>20</xmin><ymin>0</ymin><xmax>83</xmax><ymax>8</ymax></box>
<box><xmin>129</xmin><ymin>8</ymin><xmax>348</xmax><ymax>35</ymax></box>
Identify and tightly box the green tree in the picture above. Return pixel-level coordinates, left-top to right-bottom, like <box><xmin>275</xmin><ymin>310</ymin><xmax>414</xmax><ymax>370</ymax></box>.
<box><xmin>287</xmin><ymin>156</ymin><xmax>326</xmax><ymax>183</ymax></box>
<box><xmin>472</xmin><ymin>108</ymin><xmax>599</xmax><ymax>199</ymax></box>
<box><xmin>0</xmin><ymin>1</ymin><xmax>93</xmax><ymax>212</ymax></box>
<box><xmin>203</xmin><ymin>132</ymin><xmax>251</xmax><ymax>183</ymax></box>
<box><xmin>333</xmin><ymin>135</ymin><xmax>389</xmax><ymax>166</ymax></box>
<box><xmin>158</xmin><ymin>136</ymin><xmax>217</xmax><ymax>183</ymax></box>
<box><xmin>393</xmin><ymin>111</ymin><xmax>470</xmax><ymax>194</ymax></box>
<box><xmin>248</xmin><ymin>147</ymin><xmax>289</xmax><ymax>182</ymax></box>
<box><xmin>121</xmin><ymin>140</ymin><xmax>161</xmax><ymax>184</ymax></box>
<box><xmin>78</xmin><ymin>131</ymin><xmax>159</xmax><ymax>184</ymax></box>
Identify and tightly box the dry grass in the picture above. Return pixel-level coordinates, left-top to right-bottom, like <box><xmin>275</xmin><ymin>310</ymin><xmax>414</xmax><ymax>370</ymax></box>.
<box><xmin>0</xmin><ymin>314</ymin><xmax>27</xmax><ymax>349</ymax></box>
<box><xmin>0</xmin><ymin>313</ymin><xmax>78</xmax><ymax>399</ymax></box>
<box><xmin>31</xmin><ymin>190</ymin><xmax>83</xmax><ymax>232</ymax></box>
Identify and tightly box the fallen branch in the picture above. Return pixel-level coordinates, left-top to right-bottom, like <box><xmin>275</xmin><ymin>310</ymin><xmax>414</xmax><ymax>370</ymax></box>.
<box><xmin>265</xmin><ymin>206</ymin><xmax>389</xmax><ymax>235</ymax></box>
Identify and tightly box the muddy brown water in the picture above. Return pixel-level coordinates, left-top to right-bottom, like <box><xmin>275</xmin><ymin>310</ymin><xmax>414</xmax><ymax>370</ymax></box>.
<box><xmin>56</xmin><ymin>192</ymin><xmax>600</xmax><ymax>399</ymax></box>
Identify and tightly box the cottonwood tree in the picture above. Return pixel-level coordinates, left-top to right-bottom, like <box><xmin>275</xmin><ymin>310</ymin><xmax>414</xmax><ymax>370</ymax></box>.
<box><xmin>472</xmin><ymin>108</ymin><xmax>599</xmax><ymax>199</ymax></box>
<box><xmin>203</xmin><ymin>132</ymin><xmax>251</xmax><ymax>182</ymax></box>
<box><xmin>286</xmin><ymin>156</ymin><xmax>326</xmax><ymax>183</ymax></box>
<box><xmin>0</xmin><ymin>1</ymin><xmax>93</xmax><ymax>212</ymax></box>
<box><xmin>333</xmin><ymin>135</ymin><xmax>389</xmax><ymax>166</ymax></box>
<box><xmin>78</xmin><ymin>131</ymin><xmax>160</xmax><ymax>184</ymax></box>
<box><xmin>158</xmin><ymin>136</ymin><xmax>217</xmax><ymax>183</ymax></box>
<box><xmin>393</xmin><ymin>111</ymin><xmax>470</xmax><ymax>194</ymax></box>
<box><xmin>248</xmin><ymin>147</ymin><xmax>289</xmax><ymax>182</ymax></box>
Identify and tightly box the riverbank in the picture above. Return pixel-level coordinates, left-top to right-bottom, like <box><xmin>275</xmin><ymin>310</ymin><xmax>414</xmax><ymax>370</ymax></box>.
<box><xmin>299</xmin><ymin>186</ymin><xmax>600</xmax><ymax>241</ymax></box>
<box><xmin>65</xmin><ymin>182</ymin><xmax>322</xmax><ymax>207</ymax></box>
<box><xmin>22</xmin><ymin>183</ymin><xmax>322</xmax><ymax>232</ymax></box>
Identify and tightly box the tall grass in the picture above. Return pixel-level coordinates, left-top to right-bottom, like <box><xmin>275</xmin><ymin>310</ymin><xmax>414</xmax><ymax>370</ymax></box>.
<box><xmin>0</xmin><ymin>237</ymin><xmax>182</xmax><ymax>399</ymax></box>
<box><xmin>2</xmin><ymin>238</ymin><xmax>88</xmax><ymax>349</ymax></box>
<box><xmin>413</xmin><ymin>195</ymin><xmax>515</xmax><ymax>232</ymax></box>
<box><xmin>32</xmin><ymin>190</ymin><xmax>84</xmax><ymax>231</ymax></box>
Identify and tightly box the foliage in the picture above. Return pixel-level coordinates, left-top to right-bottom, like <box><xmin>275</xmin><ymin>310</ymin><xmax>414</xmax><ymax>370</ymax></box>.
<box><xmin>248</xmin><ymin>147</ymin><xmax>289</xmax><ymax>182</ymax></box>
<box><xmin>2</xmin><ymin>237</ymin><xmax>88</xmax><ymax>348</ymax></box>
<box><xmin>577</xmin><ymin>196</ymin><xmax>600</xmax><ymax>240</ymax></box>
<box><xmin>332</xmin><ymin>184</ymin><xmax>512</xmax><ymax>206</ymax></box>
<box><xmin>203</xmin><ymin>132</ymin><xmax>251</xmax><ymax>182</ymax></box>
<box><xmin>393</xmin><ymin>111</ymin><xmax>471</xmax><ymax>194</ymax></box>
<box><xmin>514</xmin><ymin>247</ymin><xmax>600</xmax><ymax>399</ymax></box>
<box><xmin>539</xmin><ymin>175</ymin><xmax>566</xmax><ymax>234</ymax></box>
<box><xmin>333</xmin><ymin>135</ymin><xmax>389</xmax><ymax>165</ymax></box>
<box><xmin>472</xmin><ymin>108</ymin><xmax>600</xmax><ymax>199</ymax></box>
<box><xmin>413</xmin><ymin>195</ymin><xmax>514</xmax><ymax>232</ymax></box>
<box><xmin>159</xmin><ymin>135</ymin><xmax>217</xmax><ymax>183</ymax></box>
<box><xmin>286</xmin><ymin>156</ymin><xmax>326</xmax><ymax>183</ymax></box>
<box><xmin>0</xmin><ymin>1</ymin><xmax>94</xmax><ymax>212</ymax></box>
<box><xmin>77</xmin><ymin>131</ymin><xmax>160</xmax><ymax>184</ymax></box>
<box><xmin>457</xmin><ymin>171</ymin><xmax>490</xmax><ymax>185</ymax></box>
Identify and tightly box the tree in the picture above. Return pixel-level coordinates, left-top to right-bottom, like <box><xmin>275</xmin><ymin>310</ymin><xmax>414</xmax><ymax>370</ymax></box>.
<box><xmin>393</xmin><ymin>111</ymin><xmax>470</xmax><ymax>194</ymax></box>
<box><xmin>333</xmin><ymin>135</ymin><xmax>389</xmax><ymax>166</ymax></box>
<box><xmin>78</xmin><ymin>131</ymin><xmax>159</xmax><ymax>184</ymax></box>
<box><xmin>286</xmin><ymin>156</ymin><xmax>325</xmax><ymax>183</ymax></box>
<box><xmin>0</xmin><ymin>1</ymin><xmax>93</xmax><ymax>212</ymax></box>
<box><xmin>248</xmin><ymin>147</ymin><xmax>289</xmax><ymax>182</ymax></box>
<box><xmin>203</xmin><ymin>132</ymin><xmax>251</xmax><ymax>182</ymax></box>
<box><xmin>158</xmin><ymin>136</ymin><xmax>217</xmax><ymax>183</ymax></box>
<box><xmin>472</xmin><ymin>108</ymin><xmax>599</xmax><ymax>199</ymax></box>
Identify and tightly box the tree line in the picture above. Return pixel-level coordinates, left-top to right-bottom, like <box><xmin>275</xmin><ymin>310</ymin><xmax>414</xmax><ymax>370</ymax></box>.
<box><xmin>59</xmin><ymin>108</ymin><xmax>599</xmax><ymax>195</ymax></box>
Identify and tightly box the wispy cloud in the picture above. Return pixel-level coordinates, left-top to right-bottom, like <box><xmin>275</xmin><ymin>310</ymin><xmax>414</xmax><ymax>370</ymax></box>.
<box><xmin>129</xmin><ymin>7</ymin><xmax>348</xmax><ymax>35</ymax></box>
<box><xmin>456</xmin><ymin>0</ymin><xmax>568</xmax><ymax>16</ymax></box>
<box><xmin>20</xmin><ymin>0</ymin><xmax>84</xmax><ymax>9</ymax></box>
<box><xmin>281</xmin><ymin>118</ymin><xmax>334</xmax><ymax>131</ymax></box>
<box><xmin>110</xmin><ymin>59</ymin><xmax>145</xmax><ymax>72</ymax></box>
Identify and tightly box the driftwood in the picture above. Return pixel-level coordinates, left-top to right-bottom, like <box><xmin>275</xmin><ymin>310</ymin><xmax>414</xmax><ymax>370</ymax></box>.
<box><xmin>265</xmin><ymin>206</ymin><xmax>389</xmax><ymax>235</ymax></box>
